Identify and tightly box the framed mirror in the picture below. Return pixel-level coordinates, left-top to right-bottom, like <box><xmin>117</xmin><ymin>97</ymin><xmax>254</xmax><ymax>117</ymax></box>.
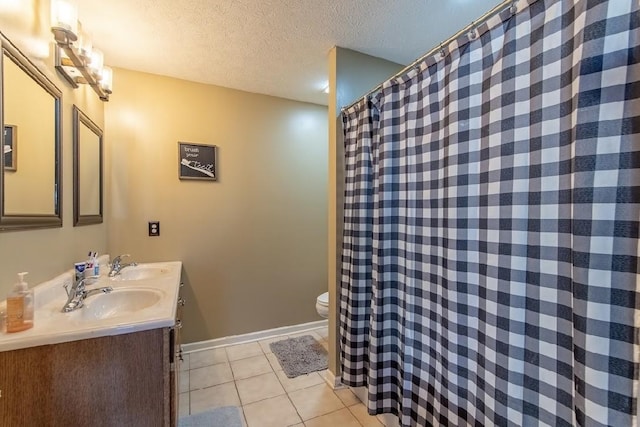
<box><xmin>0</xmin><ymin>32</ymin><xmax>62</xmax><ymax>231</ymax></box>
<box><xmin>73</xmin><ymin>106</ymin><xmax>103</xmax><ymax>226</ymax></box>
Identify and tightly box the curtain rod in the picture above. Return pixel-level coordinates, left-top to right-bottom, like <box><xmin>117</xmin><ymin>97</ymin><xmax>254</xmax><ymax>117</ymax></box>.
<box><xmin>340</xmin><ymin>0</ymin><xmax>516</xmax><ymax>113</ymax></box>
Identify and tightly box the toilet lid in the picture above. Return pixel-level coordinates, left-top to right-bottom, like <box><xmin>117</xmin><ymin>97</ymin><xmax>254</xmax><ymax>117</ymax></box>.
<box><xmin>317</xmin><ymin>292</ymin><xmax>329</xmax><ymax>305</ymax></box>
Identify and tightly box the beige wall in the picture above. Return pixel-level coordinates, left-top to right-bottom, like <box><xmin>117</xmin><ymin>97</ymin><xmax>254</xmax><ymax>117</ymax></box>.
<box><xmin>0</xmin><ymin>4</ymin><xmax>107</xmax><ymax>295</ymax></box>
<box><xmin>327</xmin><ymin>47</ymin><xmax>403</xmax><ymax>374</ymax></box>
<box><xmin>106</xmin><ymin>68</ymin><xmax>328</xmax><ymax>343</ymax></box>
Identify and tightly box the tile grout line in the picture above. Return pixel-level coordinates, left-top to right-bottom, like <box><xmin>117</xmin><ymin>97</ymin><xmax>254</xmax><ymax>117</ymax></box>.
<box><xmin>228</xmin><ymin>348</ymin><xmax>247</xmax><ymax>427</ymax></box>
<box><xmin>186</xmin><ymin>327</ymin><xmax>331</xmax><ymax>426</ymax></box>
<box><xmin>245</xmin><ymin>328</ymin><xmax>322</xmax><ymax>426</ymax></box>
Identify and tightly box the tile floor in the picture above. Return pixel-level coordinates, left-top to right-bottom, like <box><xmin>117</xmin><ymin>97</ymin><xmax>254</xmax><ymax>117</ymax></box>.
<box><xmin>179</xmin><ymin>326</ymin><xmax>398</xmax><ymax>427</ymax></box>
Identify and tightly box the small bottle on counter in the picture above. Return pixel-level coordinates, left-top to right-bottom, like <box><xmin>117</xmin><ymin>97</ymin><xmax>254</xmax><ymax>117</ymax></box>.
<box><xmin>91</xmin><ymin>252</ymin><xmax>100</xmax><ymax>277</ymax></box>
<box><xmin>75</xmin><ymin>261</ymin><xmax>86</xmax><ymax>283</ymax></box>
<box><xmin>6</xmin><ymin>272</ymin><xmax>34</xmax><ymax>333</ymax></box>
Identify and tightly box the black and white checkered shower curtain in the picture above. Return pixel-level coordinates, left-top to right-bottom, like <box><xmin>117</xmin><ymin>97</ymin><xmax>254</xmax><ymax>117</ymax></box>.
<box><xmin>339</xmin><ymin>1</ymin><xmax>640</xmax><ymax>426</ymax></box>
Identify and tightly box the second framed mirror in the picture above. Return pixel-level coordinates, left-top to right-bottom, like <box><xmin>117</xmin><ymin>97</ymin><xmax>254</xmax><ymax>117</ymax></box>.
<box><xmin>73</xmin><ymin>105</ymin><xmax>103</xmax><ymax>226</ymax></box>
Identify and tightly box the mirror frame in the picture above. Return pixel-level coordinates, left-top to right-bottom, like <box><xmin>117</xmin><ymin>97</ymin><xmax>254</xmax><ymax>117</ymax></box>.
<box><xmin>73</xmin><ymin>105</ymin><xmax>103</xmax><ymax>226</ymax></box>
<box><xmin>0</xmin><ymin>32</ymin><xmax>63</xmax><ymax>231</ymax></box>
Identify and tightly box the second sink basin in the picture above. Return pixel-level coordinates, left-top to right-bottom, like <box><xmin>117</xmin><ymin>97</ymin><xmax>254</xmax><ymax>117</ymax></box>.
<box><xmin>112</xmin><ymin>266</ymin><xmax>170</xmax><ymax>281</ymax></box>
<box><xmin>78</xmin><ymin>288</ymin><xmax>164</xmax><ymax>321</ymax></box>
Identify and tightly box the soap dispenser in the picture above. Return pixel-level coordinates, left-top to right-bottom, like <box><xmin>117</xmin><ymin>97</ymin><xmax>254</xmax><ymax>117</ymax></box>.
<box><xmin>6</xmin><ymin>272</ymin><xmax>33</xmax><ymax>333</ymax></box>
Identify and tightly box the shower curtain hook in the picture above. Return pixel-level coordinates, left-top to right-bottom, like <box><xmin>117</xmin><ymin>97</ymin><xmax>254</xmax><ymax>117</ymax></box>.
<box><xmin>439</xmin><ymin>43</ymin><xmax>446</xmax><ymax>58</ymax></box>
<box><xmin>468</xmin><ymin>22</ymin><xmax>478</xmax><ymax>40</ymax></box>
<box><xmin>509</xmin><ymin>0</ymin><xmax>518</xmax><ymax>15</ymax></box>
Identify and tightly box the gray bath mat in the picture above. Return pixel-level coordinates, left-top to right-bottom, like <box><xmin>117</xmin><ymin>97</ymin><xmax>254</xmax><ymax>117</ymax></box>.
<box><xmin>270</xmin><ymin>335</ymin><xmax>328</xmax><ymax>378</ymax></box>
<box><xmin>179</xmin><ymin>406</ymin><xmax>243</xmax><ymax>427</ymax></box>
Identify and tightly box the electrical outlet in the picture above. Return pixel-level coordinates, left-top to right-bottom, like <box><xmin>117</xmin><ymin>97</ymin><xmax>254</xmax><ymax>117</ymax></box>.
<box><xmin>149</xmin><ymin>221</ymin><xmax>160</xmax><ymax>236</ymax></box>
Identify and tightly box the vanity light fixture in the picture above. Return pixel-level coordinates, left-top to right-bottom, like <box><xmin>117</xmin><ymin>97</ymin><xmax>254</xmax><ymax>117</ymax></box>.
<box><xmin>100</xmin><ymin>66</ymin><xmax>113</xmax><ymax>93</ymax></box>
<box><xmin>50</xmin><ymin>0</ymin><xmax>112</xmax><ymax>101</ymax></box>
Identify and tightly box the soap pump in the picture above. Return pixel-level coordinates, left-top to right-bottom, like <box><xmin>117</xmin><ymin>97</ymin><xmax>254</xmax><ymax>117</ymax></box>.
<box><xmin>6</xmin><ymin>272</ymin><xmax>34</xmax><ymax>333</ymax></box>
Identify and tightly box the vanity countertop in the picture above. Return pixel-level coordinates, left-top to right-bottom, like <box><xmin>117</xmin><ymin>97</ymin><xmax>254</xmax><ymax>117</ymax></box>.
<box><xmin>0</xmin><ymin>261</ymin><xmax>182</xmax><ymax>352</ymax></box>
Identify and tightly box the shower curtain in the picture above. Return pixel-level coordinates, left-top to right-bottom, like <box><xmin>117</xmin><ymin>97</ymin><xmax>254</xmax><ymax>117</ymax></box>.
<box><xmin>339</xmin><ymin>1</ymin><xmax>640</xmax><ymax>426</ymax></box>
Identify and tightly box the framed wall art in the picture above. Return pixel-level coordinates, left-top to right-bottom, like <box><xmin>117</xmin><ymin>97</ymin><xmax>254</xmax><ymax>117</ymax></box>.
<box><xmin>178</xmin><ymin>142</ymin><xmax>217</xmax><ymax>181</ymax></box>
<box><xmin>3</xmin><ymin>125</ymin><xmax>16</xmax><ymax>171</ymax></box>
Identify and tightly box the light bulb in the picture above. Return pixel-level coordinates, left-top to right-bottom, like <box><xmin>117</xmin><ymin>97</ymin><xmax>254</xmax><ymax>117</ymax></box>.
<box><xmin>89</xmin><ymin>48</ymin><xmax>104</xmax><ymax>76</ymax></box>
<box><xmin>50</xmin><ymin>0</ymin><xmax>78</xmax><ymax>36</ymax></box>
<box><xmin>76</xmin><ymin>27</ymin><xmax>93</xmax><ymax>60</ymax></box>
<box><xmin>100</xmin><ymin>66</ymin><xmax>113</xmax><ymax>93</ymax></box>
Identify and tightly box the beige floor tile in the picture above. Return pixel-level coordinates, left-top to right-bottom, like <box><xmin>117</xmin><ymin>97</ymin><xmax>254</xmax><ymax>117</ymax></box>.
<box><xmin>377</xmin><ymin>412</ymin><xmax>400</xmax><ymax>427</ymax></box>
<box><xmin>266</xmin><ymin>352</ymin><xmax>283</xmax><ymax>371</ymax></box>
<box><xmin>288</xmin><ymin>383</ymin><xmax>345</xmax><ymax>420</ymax></box>
<box><xmin>189</xmin><ymin>348</ymin><xmax>228</xmax><ymax>369</ymax></box>
<box><xmin>179</xmin><ymin>369</ymin><xmax>190</xmax><ymax>393</ymax></box>
<box><xmin>334</xmin><ymin>388</ymin><xmax>360</xmax><ymax>407</ymax></box>
<box><xmin>226</xmin><ymin>342</ymin><xmax>264</xmax><ymax>361</ymax></box>
<box><xmin>236</xmin><ymin>372</ymin><xmax>286</xmax><ymax>405</ymax></box>
<box><xmin>179</xmin><ymin>353</ymin><xmax>190</xmax><ymax>371</ymax></box>
<box><xmin>243</xmin><ymin>395</ymin><xmax>302</xmax><ymax>427</ymax></box>
<box><xmin>178</xmin><ymin>392</ymin><xmax>190</xmax><ymax>417</ymax></box>
<box><xmin>289</xmin><ymin>424</ymin><xmax>304</xmax><ymax>427</ymax></box>
<box><xmin>304</xmin><ymin>408</ymin><xmax>361</xmax><ymax>427</ymax></box>
<box><xmin>349</xmin><ymin>403</ymin><xmax>384</xmax><ymax>426</ymax></box>
<box><xmin>319</xmin><ymin>340</ymin><xmax>329</xmax><ymax>352</ymax></box>
<box><xmin>190</xmin><ymin>362</ymin><xmax>234</xmax><ymax>390</ymax></box>
<box><xmin>231</xmin><ymin>354</ymin><xmax>274</xmax><ymax>380</ymax></box>
<box><xmin>258</xmin><ymin>336</ymin><xmax>287</xmax><ymax>354</ymax></box>
<box><xmin>274</xmin><ymin>369</ymin><xmax>324</xmax><ymax>393</ymax></box>
<box><xmin>190</xmin><ymin>382</ymin><xmax>240</xmax><ymax>413</ymax></box>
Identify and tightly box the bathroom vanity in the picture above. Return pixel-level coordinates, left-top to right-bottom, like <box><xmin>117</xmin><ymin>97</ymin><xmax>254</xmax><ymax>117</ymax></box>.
<box><xmin>0</xmin><ymin>261</ymin><xmax>183</xmax><ymax>427</ymax></box>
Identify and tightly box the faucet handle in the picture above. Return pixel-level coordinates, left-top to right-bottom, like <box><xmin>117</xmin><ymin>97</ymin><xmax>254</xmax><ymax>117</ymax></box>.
<box><xmin>75</xmin><ymin>277</ymin><xmax>88</xmax><ymax>292</ymax></box>
<box><xmin>112</xmin><ymin>254</ymin><xmax>131</xmax><ymax>264</ymax></box>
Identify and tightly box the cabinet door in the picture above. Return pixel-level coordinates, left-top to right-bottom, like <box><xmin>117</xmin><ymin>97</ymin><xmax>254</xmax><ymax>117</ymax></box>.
<box><xmin>0</xmin><ymin>329</ymin><xmax>169</xmax><ymax>427</ymax></box>
<box><xmin>50</xmin><ymin>330</ymin><xmax>168</xmax><ymax>427</ymax></box>
<box><xmin>0</xmin><ymin>345</ymin><xmax>53</xmax><ymax>426</ymax></box>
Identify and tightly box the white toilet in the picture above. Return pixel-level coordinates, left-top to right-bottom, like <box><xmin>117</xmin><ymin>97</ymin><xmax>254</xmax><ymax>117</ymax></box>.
<box><xmin>316</xmin><ymin>292</ymin><xmax>329</xmax><ymax>318</ymax></box>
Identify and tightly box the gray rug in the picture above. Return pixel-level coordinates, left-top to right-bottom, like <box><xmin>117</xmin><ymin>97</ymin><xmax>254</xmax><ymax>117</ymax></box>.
<box><xmin>270</xmin><ymin>335</ymin><xmax>328</xmax><ymax>378</ymax></box>
<box><xmin>179</xmin><ymin>406</ymin><xmax>243</xmax><ymax>427</ymax></box>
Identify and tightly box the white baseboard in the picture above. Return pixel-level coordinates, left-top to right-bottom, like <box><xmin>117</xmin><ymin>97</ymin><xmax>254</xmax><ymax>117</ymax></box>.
<box><xmin>182</xmin><ymin>319</ymin><xmax>328</xmax><ymax>353</ymax></box>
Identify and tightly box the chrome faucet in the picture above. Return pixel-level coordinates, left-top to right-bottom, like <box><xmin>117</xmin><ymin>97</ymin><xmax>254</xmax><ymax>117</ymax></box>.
<box><xmin>62</xmin><ymin>276</ymin><xmax>113</xmax><ymax>313</ymax></box>
<box><xmin>108</xmin><ymin>254</ymin><xmax>138</xmax><ymax>277</ymax></box>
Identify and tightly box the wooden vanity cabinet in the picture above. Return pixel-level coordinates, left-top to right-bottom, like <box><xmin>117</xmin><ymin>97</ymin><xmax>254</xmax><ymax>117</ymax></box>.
<box><xmin>0</xmin><ymin>327</ymin><xmax>177</xmax><ymax>427</ymax></box>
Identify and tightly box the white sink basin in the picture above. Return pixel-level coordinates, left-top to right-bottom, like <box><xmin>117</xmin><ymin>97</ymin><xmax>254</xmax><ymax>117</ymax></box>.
<box><xmin>0</xmin><ymin>260</ymin><xmax>183</xmax><ymax>353</ymax></box>
<box><xmin>112</xmin><ymin>266</ymin><xmax>170</xmax><ymax>281</ymax></box>
<box><xmin>77</xmin><ymin>288</ymin><xmax>164</xmax><ymax>321</ymax></box>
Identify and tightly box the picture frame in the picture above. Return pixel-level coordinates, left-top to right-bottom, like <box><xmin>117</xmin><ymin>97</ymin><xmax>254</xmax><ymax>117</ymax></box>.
<box><xmin>3</xmin><ymin>124</ymin><xmax>16</xmax><ymax>171</ymax></box>
<box><xmin>178</xmin><ymin>142</ymin><xmax>217</xmax><ymax>181</ymax></box>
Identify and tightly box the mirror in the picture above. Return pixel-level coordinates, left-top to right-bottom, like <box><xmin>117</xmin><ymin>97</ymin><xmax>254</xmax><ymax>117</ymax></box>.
<box><xmin>73</xmin><ymin>106</ymin><xmax>103</xmax><ymax>226</ymax></box>
<box><xmin>0</xmin><ymin>32</ymin><xmax>62</xmax><ymax>231</ymax></box>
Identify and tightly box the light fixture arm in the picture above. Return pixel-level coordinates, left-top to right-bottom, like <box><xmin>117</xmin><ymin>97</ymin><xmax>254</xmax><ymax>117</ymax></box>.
<box><xmin>52</xmin><ymin>27</ymin><xmax>110</xmax><ymax>101</ymax></box>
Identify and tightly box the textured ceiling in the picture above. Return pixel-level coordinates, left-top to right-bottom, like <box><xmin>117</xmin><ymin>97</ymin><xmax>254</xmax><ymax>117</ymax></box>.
<box><xmin>76</xmin><ymin>0</ymin><xmax>503</xmax><ymax>106</ymax></box>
